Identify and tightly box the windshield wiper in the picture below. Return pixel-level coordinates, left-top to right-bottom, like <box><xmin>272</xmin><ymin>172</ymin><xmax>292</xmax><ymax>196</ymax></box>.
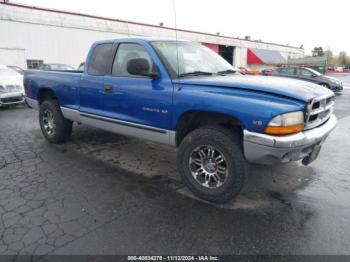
<box><xmin>217</xmin><ymin>69</ymin><xmax>237</xmax><ymax>75</ymax></box>
<box><xmin>178</xmin><ymin>71</ymin><xmax>213</xmax><ymax>78</ymax></box>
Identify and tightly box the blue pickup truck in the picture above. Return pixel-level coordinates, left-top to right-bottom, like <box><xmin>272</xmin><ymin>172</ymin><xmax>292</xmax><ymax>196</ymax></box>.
<box><xmin>24</xmin><ymin>38</ymin><xmax>337</xmax><ymax>203</ymax></box>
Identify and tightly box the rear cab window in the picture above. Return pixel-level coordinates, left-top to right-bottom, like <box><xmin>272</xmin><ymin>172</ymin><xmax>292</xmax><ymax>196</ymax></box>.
<box><xmin>88</xmin><ymin>43</ymin><xmax>117</xmax><ymax>76</ymax></box>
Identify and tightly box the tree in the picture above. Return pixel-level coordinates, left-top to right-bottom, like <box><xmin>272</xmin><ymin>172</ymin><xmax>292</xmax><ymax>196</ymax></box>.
<box><xmin>324</xmin><ymin>49</ymin><xmax>334</xmax><ymax>65</ymax></box>
<box><xmin>338</xmin><ymin>52</ymin><xmax>347</xmax><ymax>67</ymax></box>
<box><xmin>312</xmin><ymin>47</ymin><xmax>324</xmax><ymax>57</ymax></box>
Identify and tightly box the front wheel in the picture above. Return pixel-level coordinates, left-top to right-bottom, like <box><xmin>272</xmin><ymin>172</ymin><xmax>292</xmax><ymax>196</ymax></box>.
<box><xmin>177</xmin><ymin>126</ymin><xmax>246</xmax><ymax>203</ymax></box>
<box><xmin>39</xmin><ymin>100</ymin><xmax>72</xmax><ymax>144</ymax></box>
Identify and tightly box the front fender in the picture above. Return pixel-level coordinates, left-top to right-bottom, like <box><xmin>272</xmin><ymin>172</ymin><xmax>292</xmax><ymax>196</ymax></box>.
<box><xmin>172</xmin><ymin>84</ymin><xmax>306</xmax><ymax>133</ymax></box>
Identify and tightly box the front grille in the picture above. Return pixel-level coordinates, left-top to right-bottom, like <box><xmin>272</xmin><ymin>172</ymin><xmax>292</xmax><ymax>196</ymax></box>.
<box><xmin>305</xmin><ymin>94</ymin><xmax>335</xmax><ymax>130</ymax></box>
<box><xmin>0</xmin><ymin>97</ymin><xmax>24</xmax><ymax>104</ymax></box>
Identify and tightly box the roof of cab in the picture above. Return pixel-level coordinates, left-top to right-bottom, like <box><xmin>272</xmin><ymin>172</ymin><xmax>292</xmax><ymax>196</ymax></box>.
<box><xmin>93</xmin><ymin>37</ymin><xmax>189</xmax><ymax>45</ymax></box>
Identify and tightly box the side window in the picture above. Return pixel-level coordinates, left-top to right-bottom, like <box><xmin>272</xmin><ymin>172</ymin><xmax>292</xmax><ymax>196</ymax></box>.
<box><xmin>112</xmin><ymin>43</ymin><xmax>154</xmax><ymax>77</ymax></box>
<box><xmin>300</xmin><ymin>69</ymin><xmax>312</xmax><ymax>77</ymax></box>
<box><xmin>280</xmin><ymin>68</ymin><xmax>294</xmax><ymax>75</ymax></box>
<box><xmin>279</xmin><ymin>68</ymin><xmax>286</xmax><ymax>74</ymax></box>
<box><xmin>88</xmin><ymin>43</ymin><xmax>116</xmax><ymax>76</ymax></box>
<box><xmin>286</xmin><ymin>68</ymin><xmax>295</xmax><ymax>75</ymax></box>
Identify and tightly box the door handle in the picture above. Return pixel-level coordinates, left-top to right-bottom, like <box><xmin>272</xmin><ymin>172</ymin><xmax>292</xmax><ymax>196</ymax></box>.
<box><xmin>103</xmin><ymin>85</ymin><xmax>113</xmax><ymax>93</ymax></box>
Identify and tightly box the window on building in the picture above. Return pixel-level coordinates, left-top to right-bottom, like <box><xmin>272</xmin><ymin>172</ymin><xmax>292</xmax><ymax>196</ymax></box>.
<box><xmin>88</xmin><ymin>43</ymin><xmax>116</xmax><ymax>76</ymax></box>
<box><xmin>26</xmin><ymin>60</ymin><xmax>44</xmax><ymax>69</ymax></box>
<box><xmin>218</xmin><ymin>45</ymin><xmax>234</xmax><ymax>65</ymax></box>
<box><xmin>112</xmin><ymin>43</ymin><xmax>153</xmax><ymax>77</ymax></box>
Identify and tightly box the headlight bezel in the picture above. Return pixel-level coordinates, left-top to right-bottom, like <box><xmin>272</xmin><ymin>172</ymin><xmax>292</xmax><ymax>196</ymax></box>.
<box><xmin>0</xmin><ymin>85</ymin><xmax>7</xmax><ymax>94</ymax></box>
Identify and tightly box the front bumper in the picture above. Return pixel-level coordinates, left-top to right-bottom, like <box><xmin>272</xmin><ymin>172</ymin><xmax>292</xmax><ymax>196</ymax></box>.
<box><xmin>243</xmin><ymin>114</ymin><xmax>337</xmax><ymax>165</ymax></box>
<box><xmin>0</xmin><ymin>92</ymin><xmax>25</xmax><ymax>106</ymax></box>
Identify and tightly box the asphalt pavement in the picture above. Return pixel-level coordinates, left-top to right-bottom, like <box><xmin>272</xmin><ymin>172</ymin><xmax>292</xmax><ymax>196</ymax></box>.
<box><xmin>0</xmin><ymin>76</ymin><xmax>350</xmax><ymax>258</ymax></box>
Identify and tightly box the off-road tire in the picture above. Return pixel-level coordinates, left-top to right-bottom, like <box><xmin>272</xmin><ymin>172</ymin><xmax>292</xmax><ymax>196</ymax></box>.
<box><xmin>177</xmin><ymin>126</ymin><xmax>245</xmax><ymax>203</ymax></box>
<box><xmin>39</xmin><ymin>99</ymin><xmax>72</xmax><ymax>144</ymax></box>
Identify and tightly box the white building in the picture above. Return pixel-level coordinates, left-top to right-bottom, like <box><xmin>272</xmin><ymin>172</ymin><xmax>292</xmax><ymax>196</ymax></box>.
<box><xmin>0</xmin><ymin>2</ymin><xmax>304</xmax><ymax>70</ymax></box>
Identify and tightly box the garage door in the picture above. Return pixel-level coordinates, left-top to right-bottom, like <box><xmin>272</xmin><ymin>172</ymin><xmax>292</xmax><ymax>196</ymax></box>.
<box><xmin>0</xmin><ymin>48</ymin><xmax>26</xmax><ymax>69</ymax></box>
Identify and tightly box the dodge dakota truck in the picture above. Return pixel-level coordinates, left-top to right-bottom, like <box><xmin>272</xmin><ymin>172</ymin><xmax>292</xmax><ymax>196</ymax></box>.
<box><xmin>24</xmin><ymin>38</ymin><xmax>337</xmax><ymax>203</ymax></box>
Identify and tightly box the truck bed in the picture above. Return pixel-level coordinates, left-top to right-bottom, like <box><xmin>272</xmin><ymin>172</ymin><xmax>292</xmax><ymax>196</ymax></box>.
<box><xmin>24</xmin><ymin>69</ymin><xmax>82</xmax><ymax>110</ymax></box>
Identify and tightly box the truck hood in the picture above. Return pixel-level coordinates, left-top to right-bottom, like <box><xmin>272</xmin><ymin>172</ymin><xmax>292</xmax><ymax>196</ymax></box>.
<box><xmin>174</xmin><ymin>75</ymin><xmax>333</xmax><ymax>102</ymax></box>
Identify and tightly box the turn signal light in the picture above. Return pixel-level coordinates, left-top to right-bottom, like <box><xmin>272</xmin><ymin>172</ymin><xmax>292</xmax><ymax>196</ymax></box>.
<box><xmin>264</xmin><ymin>124</ymin><xmax>304</xmax><ymax>135</ymax></box>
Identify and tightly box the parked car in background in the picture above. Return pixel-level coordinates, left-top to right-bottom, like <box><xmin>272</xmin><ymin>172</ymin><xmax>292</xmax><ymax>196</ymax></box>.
<box><xmin>7</xmin><ymin>65</ymin><xmax>25</xmax><ymax>75</ymax></box>
<box><xmin>261</xmin><ymin>68</ymin><xmax>273</xmax><ymax>76</ymax></box>
<box><xmin>0</xmin><ymin>64</ymin><xmax>25</xmax><ymax>107</ymax></box>
<box><xmin>271</xmin><ymin>66</ymin><xmax>343</xmax><ymax>93</ymax></box>
<box><xmin>77</xmin><ymin>62</ymin><xmax>85</xmax><ymax>71</ymax></box>
<box><xmin>238</xmin><ymin>67</ymin><xmax>260</xmax><ymax>75</ymax></box>
<box><xmin>335</xmin><ymin>67</ymin><xmax>344</xmax><ymax>72</ymax></box>
<box><xmin>24</xmin><ymin>38</ymin><xmax>337</xmax><ymax>203</ymax></box>
<box><xmin>39</xmin><ymin>63</ymin><xmax>75</xmax><ymax>71</ymax></box>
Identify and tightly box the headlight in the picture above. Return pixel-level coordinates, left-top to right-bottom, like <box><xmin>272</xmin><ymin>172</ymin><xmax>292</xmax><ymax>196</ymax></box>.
<box><xmin>265</xmin><ymin>111</ymin><xmax>304</xmax><ymax>135</ymax></box>
<box><xmin>0</xmin><ymin>85</ymin><xmax>6</xmax><ymax>94</ymax></box>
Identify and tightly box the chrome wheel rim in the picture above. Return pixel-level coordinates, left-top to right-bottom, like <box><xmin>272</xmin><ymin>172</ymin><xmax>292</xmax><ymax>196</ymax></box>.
<box><xmin>189</xmin><ymin>145</ymin><xmax>228</xmax><ymax>188</ymax></box>
<box><xmin>42</xmin><ymin>109</ymin><xmax>56</xmax><ymax>136</ymax></box>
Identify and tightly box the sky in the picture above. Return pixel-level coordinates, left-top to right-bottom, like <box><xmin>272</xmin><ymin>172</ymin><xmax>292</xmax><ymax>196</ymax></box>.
<box><xmin>12</xmin><ymin>0</ymin><xmax>350</xmax><ymax>55</ymax></box>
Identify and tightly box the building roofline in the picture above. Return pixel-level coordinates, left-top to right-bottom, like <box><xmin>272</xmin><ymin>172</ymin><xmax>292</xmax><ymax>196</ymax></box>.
<box><xmin>1</xmin><ymin>1</ymin><xmax>302</xmax><ymax>50</ymax></box>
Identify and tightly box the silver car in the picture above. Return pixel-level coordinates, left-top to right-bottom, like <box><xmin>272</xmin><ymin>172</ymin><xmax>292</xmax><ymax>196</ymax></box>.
<box><xmin>0</xmin><ymin>64</ymin><xmax>25</xmax><ymax>107</ymax></box>
<box><xmin>271</xmin><ymin>67</ymin><xmax>343</xmax><ymax>94</ymax></box>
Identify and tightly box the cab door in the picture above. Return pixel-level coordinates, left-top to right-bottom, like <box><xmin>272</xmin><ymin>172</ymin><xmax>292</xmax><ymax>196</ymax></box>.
<box><xmin>79</xmin><ymin>42</ymin><xmax>117</xmax><ymax>116</ymax></box>
<box><xmin>102</xmin><ymin>42</ymin><xmax>173</xmax><ymax>130</ymax></box>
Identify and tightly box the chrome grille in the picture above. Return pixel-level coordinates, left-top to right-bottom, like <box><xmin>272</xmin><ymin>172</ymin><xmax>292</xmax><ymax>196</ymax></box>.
<box><xmin>305</xmin><ymin>94</ymin><xmax>335</xmax><ymax>130</ymax></box>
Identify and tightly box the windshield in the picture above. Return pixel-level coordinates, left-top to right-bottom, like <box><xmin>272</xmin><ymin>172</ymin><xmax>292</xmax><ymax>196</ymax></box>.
<box><xmin>306</xmin><ymin>68</ymin><xmax>322</xmax><ymax>76</ymax></box>
<box><xmin>151</xmin><ymin>41</ymin><xmax>237</xmax><ymax>77</ymax></box>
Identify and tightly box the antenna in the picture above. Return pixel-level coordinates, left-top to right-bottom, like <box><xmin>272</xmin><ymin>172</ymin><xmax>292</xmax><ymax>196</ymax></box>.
<box><xmin>171</xmin><ymin>0</ymin><xmax>180</xmax><ymax>76</ymax></box>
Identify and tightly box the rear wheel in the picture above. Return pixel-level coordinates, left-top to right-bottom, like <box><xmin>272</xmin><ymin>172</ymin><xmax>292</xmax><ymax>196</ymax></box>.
<box><xmin>177</xmin><ymin>126</ymin><xmax>245</xmax><ymax>203</ymax></box>
<box><xmin>39</xmin><ymin>100</ymin><xmax>72</xmax><ymax>144</ymax></box>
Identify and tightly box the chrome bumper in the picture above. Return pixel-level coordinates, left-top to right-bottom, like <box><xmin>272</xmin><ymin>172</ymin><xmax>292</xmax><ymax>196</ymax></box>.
<box><xmin>0</xmin><ymin>92</ymin><xmax>25</xmax><ymax>106</ymax></box>
<box><xmin>243</xmin><ymin>114</ymin><xmax>337</xmax><ymax>165</ymax></box>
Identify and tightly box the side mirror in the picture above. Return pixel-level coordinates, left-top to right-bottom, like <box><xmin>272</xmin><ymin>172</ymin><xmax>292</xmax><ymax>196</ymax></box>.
<box><xmin>127</xmin><ymin>58</ymin><xmax>158</xmax><ymax>78</ymax></box>
<box><xmin>311</xmin><ymin>74</ymin><xmax>317</xmax><ymax>78</ymax></box>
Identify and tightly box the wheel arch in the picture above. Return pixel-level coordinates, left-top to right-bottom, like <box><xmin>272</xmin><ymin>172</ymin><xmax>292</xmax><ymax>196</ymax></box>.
<box><xmin>319</xmin><ymin>82</ymin><xmax>330</xmax><ymax>88</ymax></box>
<box><xmin>37</xmin><ymin>88</ymin><xmax>58</xmax><ymax>104</ymax></box>
<box><xmin>175</xmin><ymin>110</ymin><xmax>244</xmax><ymax>146</ymax></box>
